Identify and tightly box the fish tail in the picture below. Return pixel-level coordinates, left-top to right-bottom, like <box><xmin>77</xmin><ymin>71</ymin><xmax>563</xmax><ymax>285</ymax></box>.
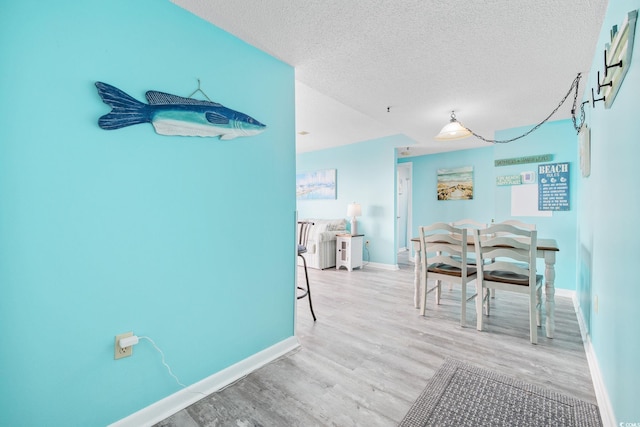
<box><xmin>95</xmin><ymin>82</ymin><xmax>151</xmax><ymax>130</ymax></box>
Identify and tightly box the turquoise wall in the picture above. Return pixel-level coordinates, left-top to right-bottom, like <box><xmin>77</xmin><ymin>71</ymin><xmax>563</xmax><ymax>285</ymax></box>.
<box><xmin>578</xmin><ymin>0</ymin><xmax>640</xmax><ymax>423</ymax></box>
<box><xmin>400</xmin><ymin>146</ymin><xmax>495</xmax><ymax>233</ymax></box>
<box><xmin>0</xmin><ymin>1</ymin><xmax>296</xmax><ymax>426</ymax></box>
<box><xmin>493</xmin><ymin>120</ymin><xmax>579</xmax><ymax>291</ymax></box>
<box><xmin>297</xmin><ymin>134</ymin><xmax>414</xmax><ymax>267</ymax></box>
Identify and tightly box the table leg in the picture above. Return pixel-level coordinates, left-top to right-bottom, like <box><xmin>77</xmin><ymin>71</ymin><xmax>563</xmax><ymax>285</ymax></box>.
<box><xmin>544</xmin><ymin>251</ymin><xmax>556</xmax><ymax>338</ymax></box>
<box><xmin>413</xmin><ymin>244</ymin><xmax>421</xmax><ymax>309</ymax></box>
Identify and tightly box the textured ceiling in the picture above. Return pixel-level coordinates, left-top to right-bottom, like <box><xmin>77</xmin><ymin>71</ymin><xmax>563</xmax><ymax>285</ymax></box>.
<box><xmin>172</xmin><ymin>0</ymin><xmax>608</xmax><ymax>156</ymax></box>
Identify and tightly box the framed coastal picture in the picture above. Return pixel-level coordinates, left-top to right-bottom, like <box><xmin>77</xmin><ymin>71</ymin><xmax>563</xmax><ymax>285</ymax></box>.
<box><xmin>296</xmin><ymin>169</ymin><xmax>337</xmax><ymax>200</ymax></box>
<box><xmin>437</xmin><ymin>166</ymin><xmax>473</xmax><ymax>200</ymax></box>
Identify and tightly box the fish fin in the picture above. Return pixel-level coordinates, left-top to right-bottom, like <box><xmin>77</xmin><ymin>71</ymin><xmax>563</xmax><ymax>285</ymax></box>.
<box><xmin>146</xmin><ymin>91</ymin><xmax>222</xmax><ymax>107</ymax></box>
<box><xmin>95</xmin><ymin>82</ymin><xmax>151</xmax><ymax>130</ymax></box>
<box><xmin>220</xmin><ymin>134</ymin><xmax>237</xmax><ymax>140</ymax></box>
<box><xmin>205</xmin><ymin>111</ymin><xmax>230</xmax><ymax>125</ymax></box>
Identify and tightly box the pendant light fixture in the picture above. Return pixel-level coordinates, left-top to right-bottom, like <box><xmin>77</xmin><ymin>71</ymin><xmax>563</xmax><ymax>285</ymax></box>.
<box><xmin>434</xmin><ymin>73</ymin><xmax>585</xmax><ymax>144</ymax></box>
<box><xmin>434</xmin><ymin>111</ymin><xmax>472</xmax><ymax>141</ymax></box>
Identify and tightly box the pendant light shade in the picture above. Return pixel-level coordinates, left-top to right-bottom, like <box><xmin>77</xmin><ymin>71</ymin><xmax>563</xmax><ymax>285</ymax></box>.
<box><xmin>435</xmin><ymin>111</ymin><xmax>472</xmax><ymax>141</ymax></box>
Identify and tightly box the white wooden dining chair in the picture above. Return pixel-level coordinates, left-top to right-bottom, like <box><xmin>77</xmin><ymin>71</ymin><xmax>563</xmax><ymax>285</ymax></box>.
<box><xmin>489</xmin><ymin>220</ymin><xmax>536</xmax><ymax>298</ymax></box>
<box><xmin>447</xmin><ymin>219</ymin><xmax>486</xmax><ymax>291</ymax></box>
<box><xmin>418</xmin><ymin>222</ymin><xmax>477</xmax><ymax>327</ymax></box>
<box><xmin>473</xmin><ymin>224</ymin><xmax>543</xmax><ymax>344</ymax></box>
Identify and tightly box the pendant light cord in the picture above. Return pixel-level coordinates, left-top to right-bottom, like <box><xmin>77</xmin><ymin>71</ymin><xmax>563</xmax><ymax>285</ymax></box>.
<box><xmin>464</xmin><ymin>73</ymin><xmax>584</xmax><ymax>144</ymax></box>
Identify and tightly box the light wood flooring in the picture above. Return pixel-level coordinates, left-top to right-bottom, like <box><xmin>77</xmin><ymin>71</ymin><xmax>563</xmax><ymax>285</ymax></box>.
<box><xmin>156</xmin><ymin>251</ymin><xmax>597</xmax><ymax>426</ymax></box>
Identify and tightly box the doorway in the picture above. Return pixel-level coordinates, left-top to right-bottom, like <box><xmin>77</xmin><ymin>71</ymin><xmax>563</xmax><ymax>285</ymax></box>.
<box><xmin>396</xmin><ymin>163</ymin><xmax>412</xmax><ymax>262</ymax></box>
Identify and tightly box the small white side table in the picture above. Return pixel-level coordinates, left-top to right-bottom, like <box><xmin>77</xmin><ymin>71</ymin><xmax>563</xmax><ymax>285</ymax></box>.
<box><xmin>336</xmin><ymin>234</ymin><xmax>364</xmax><ymax>271</ymax></box>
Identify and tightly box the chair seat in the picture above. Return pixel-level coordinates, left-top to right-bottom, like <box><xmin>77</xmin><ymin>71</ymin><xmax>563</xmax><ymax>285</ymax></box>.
<box><xmin>484</xmin><ymin>271</ymin><xmax>543</xmax><ymax>286</ymax></box>
<box><xmin>428</xmin><ymin>263</ymin><xmax>477</xmax><ymax>277</ymax></box>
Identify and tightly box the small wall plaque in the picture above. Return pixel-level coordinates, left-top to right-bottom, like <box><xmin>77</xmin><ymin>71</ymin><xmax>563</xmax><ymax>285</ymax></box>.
<box><xmin>495</xmin><ymin>154</ymin><xmax>553</xmax><ymax>167</ymax></box>
<box><xmin>496</xmin><ymin>175</ymin><xmax>522</xmax><ymax>186</ymax></box>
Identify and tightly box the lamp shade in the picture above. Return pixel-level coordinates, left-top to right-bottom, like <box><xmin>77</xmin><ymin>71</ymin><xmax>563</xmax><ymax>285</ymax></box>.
<box><xmin>435</xmin><ymin>112</ymin><xmax>472</xmax><ymax>141</ymax></box>
<box><xmin>347</xmin><ymin>202</ymin><xmax>361</xmax><ymax>217</ymax></box>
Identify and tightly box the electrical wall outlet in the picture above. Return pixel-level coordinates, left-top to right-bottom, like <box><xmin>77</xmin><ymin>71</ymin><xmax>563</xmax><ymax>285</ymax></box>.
<box><xmin>115</xmin><ymin>332</ymin><xmax>134</xmax><ymax>360</ymax></box>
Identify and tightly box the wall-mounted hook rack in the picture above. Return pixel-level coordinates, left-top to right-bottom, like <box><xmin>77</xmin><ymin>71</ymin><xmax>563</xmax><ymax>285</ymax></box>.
<box><xmin>597</xmin><ymin>70</ymin><xmax>612</xmax><ymax>94</ymax></box>
<box><xmin>600</xmin><ymin>9</ymin><xmax>637</xmax><ymax>108</ymax></box>
<box><xmin>591</xmin><ymin>88</ymin><xmax>605</xmax><ymax>108</ymax></box>
<box><xmin>603</xmin><ymin>49</ymin><xmax>623</xmax><ymax>78</ymax></box>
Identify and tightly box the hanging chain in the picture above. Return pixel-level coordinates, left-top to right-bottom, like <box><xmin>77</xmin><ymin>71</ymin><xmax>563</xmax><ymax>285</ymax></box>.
<box><xmin>464</xmin><ymin>73</ymin><xmax>583</xmax><ymax>143</ymax></box>
<box><xmin>571</xmin><ymin>73</ymin><xmax>587</xmax><ymax>133</ymax></box>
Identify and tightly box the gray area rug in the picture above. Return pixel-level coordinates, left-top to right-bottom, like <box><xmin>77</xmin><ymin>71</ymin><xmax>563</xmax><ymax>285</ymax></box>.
<box><xmin>399</xmin><ymin>359</ymin><xmax>602</xmax><ymax>427</ymax></box>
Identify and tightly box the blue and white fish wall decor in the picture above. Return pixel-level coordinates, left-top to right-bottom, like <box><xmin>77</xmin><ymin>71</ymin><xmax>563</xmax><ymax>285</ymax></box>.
<box><xmin>95</xmin><ymin>82</ymin><xmax>266</xmax><ymax>139</ymax></box>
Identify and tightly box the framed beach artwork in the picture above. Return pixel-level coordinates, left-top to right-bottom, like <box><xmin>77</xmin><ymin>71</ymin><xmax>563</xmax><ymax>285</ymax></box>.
<box><xmin>437</xmin><ymin>166</ymin><xmax>473</xmax><ymax>200</ymax></box>
<box><xmin>296</xmin><ymin>169</ymin><xmax>337</xmax><ymax>200</ymax></box>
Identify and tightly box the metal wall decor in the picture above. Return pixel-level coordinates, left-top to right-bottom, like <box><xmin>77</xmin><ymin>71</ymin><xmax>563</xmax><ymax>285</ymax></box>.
<box><xmin>95</xmin><ymin>81</ymin><xmax>267</xmax><ymax>139</ymax></box>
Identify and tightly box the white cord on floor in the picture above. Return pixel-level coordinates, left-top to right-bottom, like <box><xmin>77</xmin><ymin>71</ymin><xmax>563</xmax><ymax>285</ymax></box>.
<box><xmin>138</xmin><ymin>335</ymin><xmax>187</xmax><ymax>388</ymax></box>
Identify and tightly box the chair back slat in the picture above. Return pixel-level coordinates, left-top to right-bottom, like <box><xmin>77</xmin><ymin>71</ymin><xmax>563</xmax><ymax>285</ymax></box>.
<box><xmin>449</xmin><ymin>219</ymin><xmax>486</xmax><ymax>239</ymax></box>
<box><xmin>482</xmin><ymin>236</ymin><xmax>531</xmax><ymax>251</ymax></box>
<box><xmin>430</xmin><ymin>254</ymin><xmax>463</xmax><ymax>269</ymax></box>
<box><xmin>297</xmin><ymin>221</ymin><xmax>314</xmax><ymax>247</ymax></box>
<box><xmin>484</xmin><ymin>223</ymin><xmax>532</xmax><ymax>237</ymax></box>
<box><xmin>427</xmin><ymin>243</ymin><xmax>464</xmax><ymax>259</ymax></box>
<box><xmin>493</xmin><ymin>220</ymin><xmax>535</xmax><ymax>236</ymax></box>
<box><xmin>497</xmin><ymin>219</ymin><xmax>536</xmax><ymax>229</ymax></box>
<box><xmin>424</xmin><ymin>233</ymin><xmax>461</xmax><ymax>245</ymax></box>
<box><xmin>484</xmin><ymin>260</ymin><xmax>530</xmax><ymax>277</ymax></box>
<box><xmin>450</xmin><ymin>218</ymin><xmax>486</xmax><ymax>229</ymax></box>
<box><xmin>418</xmin><ymin>222</ymin><xmax>469</xmax><ymax>270</ymax></box>
<box><xmin>482</xmin><ymin>248</ymin><xmax>530</xmax><ymax>264</ymax></box>
<box><xmin>474</xmin><ymin>227</ymin><xmax>538</xmax><ymax>283</ymax></box>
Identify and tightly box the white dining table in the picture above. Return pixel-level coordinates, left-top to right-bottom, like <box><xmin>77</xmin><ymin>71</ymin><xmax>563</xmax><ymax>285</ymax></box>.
<box><xmin>410</xmin><ymin>237</ymin><xmax>560</xmax><ymax>338</ymax></box>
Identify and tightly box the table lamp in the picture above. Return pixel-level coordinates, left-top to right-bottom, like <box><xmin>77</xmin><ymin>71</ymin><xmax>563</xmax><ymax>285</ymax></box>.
<box><xmin>347</xmin><ymin>202</ymin><xmax>362</xmax><ymax>235</ymax></box>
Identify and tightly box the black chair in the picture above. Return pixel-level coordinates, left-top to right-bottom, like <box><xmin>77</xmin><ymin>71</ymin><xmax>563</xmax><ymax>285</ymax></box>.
<box><xmin>297</xmin><ymin>221</ymin><xmax>317</xmax><ymax>321</ymax></box>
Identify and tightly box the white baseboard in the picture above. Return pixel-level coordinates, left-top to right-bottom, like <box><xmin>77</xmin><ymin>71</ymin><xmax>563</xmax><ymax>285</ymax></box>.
<box><xmin>571</xmin><ymin>294</ymin><xmax>616</xmax><ymax>427</ymax></box>
<box><xmin>109</xmin><ymin>336</ymin><xmax>300</xmax><ymax>427</ymax></box>
<box><xmin>363</xmin><ymin>261</ymin><xmax>399</xmax><ymax>271</ymax></box>
<box><xmin>554</xmin><ymin>288</ymin><xmax>575</xmax><ymax>299</ymax></box>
